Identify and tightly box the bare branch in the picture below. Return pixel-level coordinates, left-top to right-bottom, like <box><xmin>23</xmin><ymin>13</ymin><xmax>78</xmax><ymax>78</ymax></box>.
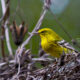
<box><xmin>20</xmin><ymin>0</ymin><xmax>52</xmax><ymax>48</ymax></box>
<box><xmin>0</xmin><ymin>57</ymin><xmax>53</xmax><ymax>68</ymax></box>
<box><xmin>32</xmin><ymin>57</ymin><xmax>53</xmax><ymax>62</ymax></box>
<box><xmin>21</xmin><ymin>10</ymin><xmax>47</xmax><ymax>48</ymax></box>
<box><xmin>1</xmin><ymin>0</ymin><xmax>13</xmax><ymax>56</ymax></box>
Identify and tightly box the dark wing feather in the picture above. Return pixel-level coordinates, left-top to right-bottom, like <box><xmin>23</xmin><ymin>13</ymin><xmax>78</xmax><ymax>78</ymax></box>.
<box><xmin>58</xmin><ymin>40</ymin><xmax>75</xmax><ymax>51</ymax></box>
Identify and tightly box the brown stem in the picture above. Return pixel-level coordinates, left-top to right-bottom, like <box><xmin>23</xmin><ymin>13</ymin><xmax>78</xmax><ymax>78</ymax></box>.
<box><xmin>1</xmin><ymin>25</ymin><xmax>6</xmax><ymax>61</ymax></box>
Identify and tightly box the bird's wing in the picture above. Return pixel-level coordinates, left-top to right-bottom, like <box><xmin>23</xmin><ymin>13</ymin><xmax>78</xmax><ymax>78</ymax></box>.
<box><xmin>58</xmin><ymin>40</ymin><xmax>75</xmax><ymax>51</ymax></box>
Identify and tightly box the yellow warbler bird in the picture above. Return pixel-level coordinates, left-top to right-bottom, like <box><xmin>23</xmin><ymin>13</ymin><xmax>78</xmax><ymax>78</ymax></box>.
<box><xmin>38</xmin><ymin>28</ymin><xmax>76</xmax><ymax>58</ymax></box>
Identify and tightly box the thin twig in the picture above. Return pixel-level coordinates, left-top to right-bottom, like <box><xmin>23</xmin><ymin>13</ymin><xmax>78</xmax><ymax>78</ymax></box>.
<box><xmin>21</xmin><ymin>0</ymin><xmax>52</xmax><ymax>48</ymax></box>
<box><xmin>10</xmin><ymin>0</ymin><xmax>24</xmax><ymax>22</ymax></box>
<box><xmin>15</xmin><ymin>47</ymin><xmax>25</xmax><ymax>75</ymax></box>
<box><xmin>49</xmin><ymin>9</ymin><xmax>72</xmax><ymax>40</ymax></box>
<box><xmin>0</xmin><ymin>57</ymin><xmax>53</xmax><ymax>68</ymax></box>
<box><xmin>21</xmin><ymin>9</ymin><xmax>47</xmax><ymax>48</ymax></box>
<box><xmin>0</xmin><ymin>60</ymin><xmax>15</xmax><ymax>67</ymax></box>
<box><xmin>1</xmin><ymin>0</ymin><xmax>13</xmax><ymax>57</ymax></box>
<box><xmin>32</xmin><ymin>57</ymin><xmax>53</xmax><ymax>62</ymax></box>
<box><xmin>49</xmin><ymin>9</ymin><xmax>80</xmax><ymax>49</ymax></box>
<box><xmin>1</xmin><ymin>25</ymin><xmax>5</xmax><ymax>61</ymax></box>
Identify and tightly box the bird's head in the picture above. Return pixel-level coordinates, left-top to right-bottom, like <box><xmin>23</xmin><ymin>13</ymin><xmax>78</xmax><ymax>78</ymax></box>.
<box><xmin>38</xmin><ymin>28</ymin><xmax>55</xmax><ymax>37</ymax></box>
<box><xmin>38</xmin><ymin>28</ymin><xmax>62</xmax><ymax>41</ymax></box>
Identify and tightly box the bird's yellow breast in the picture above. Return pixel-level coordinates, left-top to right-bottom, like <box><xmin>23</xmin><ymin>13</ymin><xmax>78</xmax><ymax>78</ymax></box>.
<box><xmin>41</xmin><ymin>37</ymin><xmax>67</xmax><ymax>58</ymax></box>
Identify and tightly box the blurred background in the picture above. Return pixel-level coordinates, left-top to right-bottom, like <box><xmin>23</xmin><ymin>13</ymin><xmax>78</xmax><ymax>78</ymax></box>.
<box><xmin>0</xmin><ymin>0</ymin><xmax>80</xmax><ymax>56</ymax></box>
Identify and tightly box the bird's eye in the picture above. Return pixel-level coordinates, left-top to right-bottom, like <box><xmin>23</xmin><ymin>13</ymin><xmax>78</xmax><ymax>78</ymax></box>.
<box><xmin>41</xmin><ymin>31</ymin><xmax>46</xmax><ymax>33</ymax></box>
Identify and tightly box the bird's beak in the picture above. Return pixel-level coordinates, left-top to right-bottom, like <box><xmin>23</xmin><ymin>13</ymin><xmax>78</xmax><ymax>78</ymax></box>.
<box><xmin>33</xmin><ymin>32</ymin><xmax>39</xmax><ymax>35</ymax></box>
